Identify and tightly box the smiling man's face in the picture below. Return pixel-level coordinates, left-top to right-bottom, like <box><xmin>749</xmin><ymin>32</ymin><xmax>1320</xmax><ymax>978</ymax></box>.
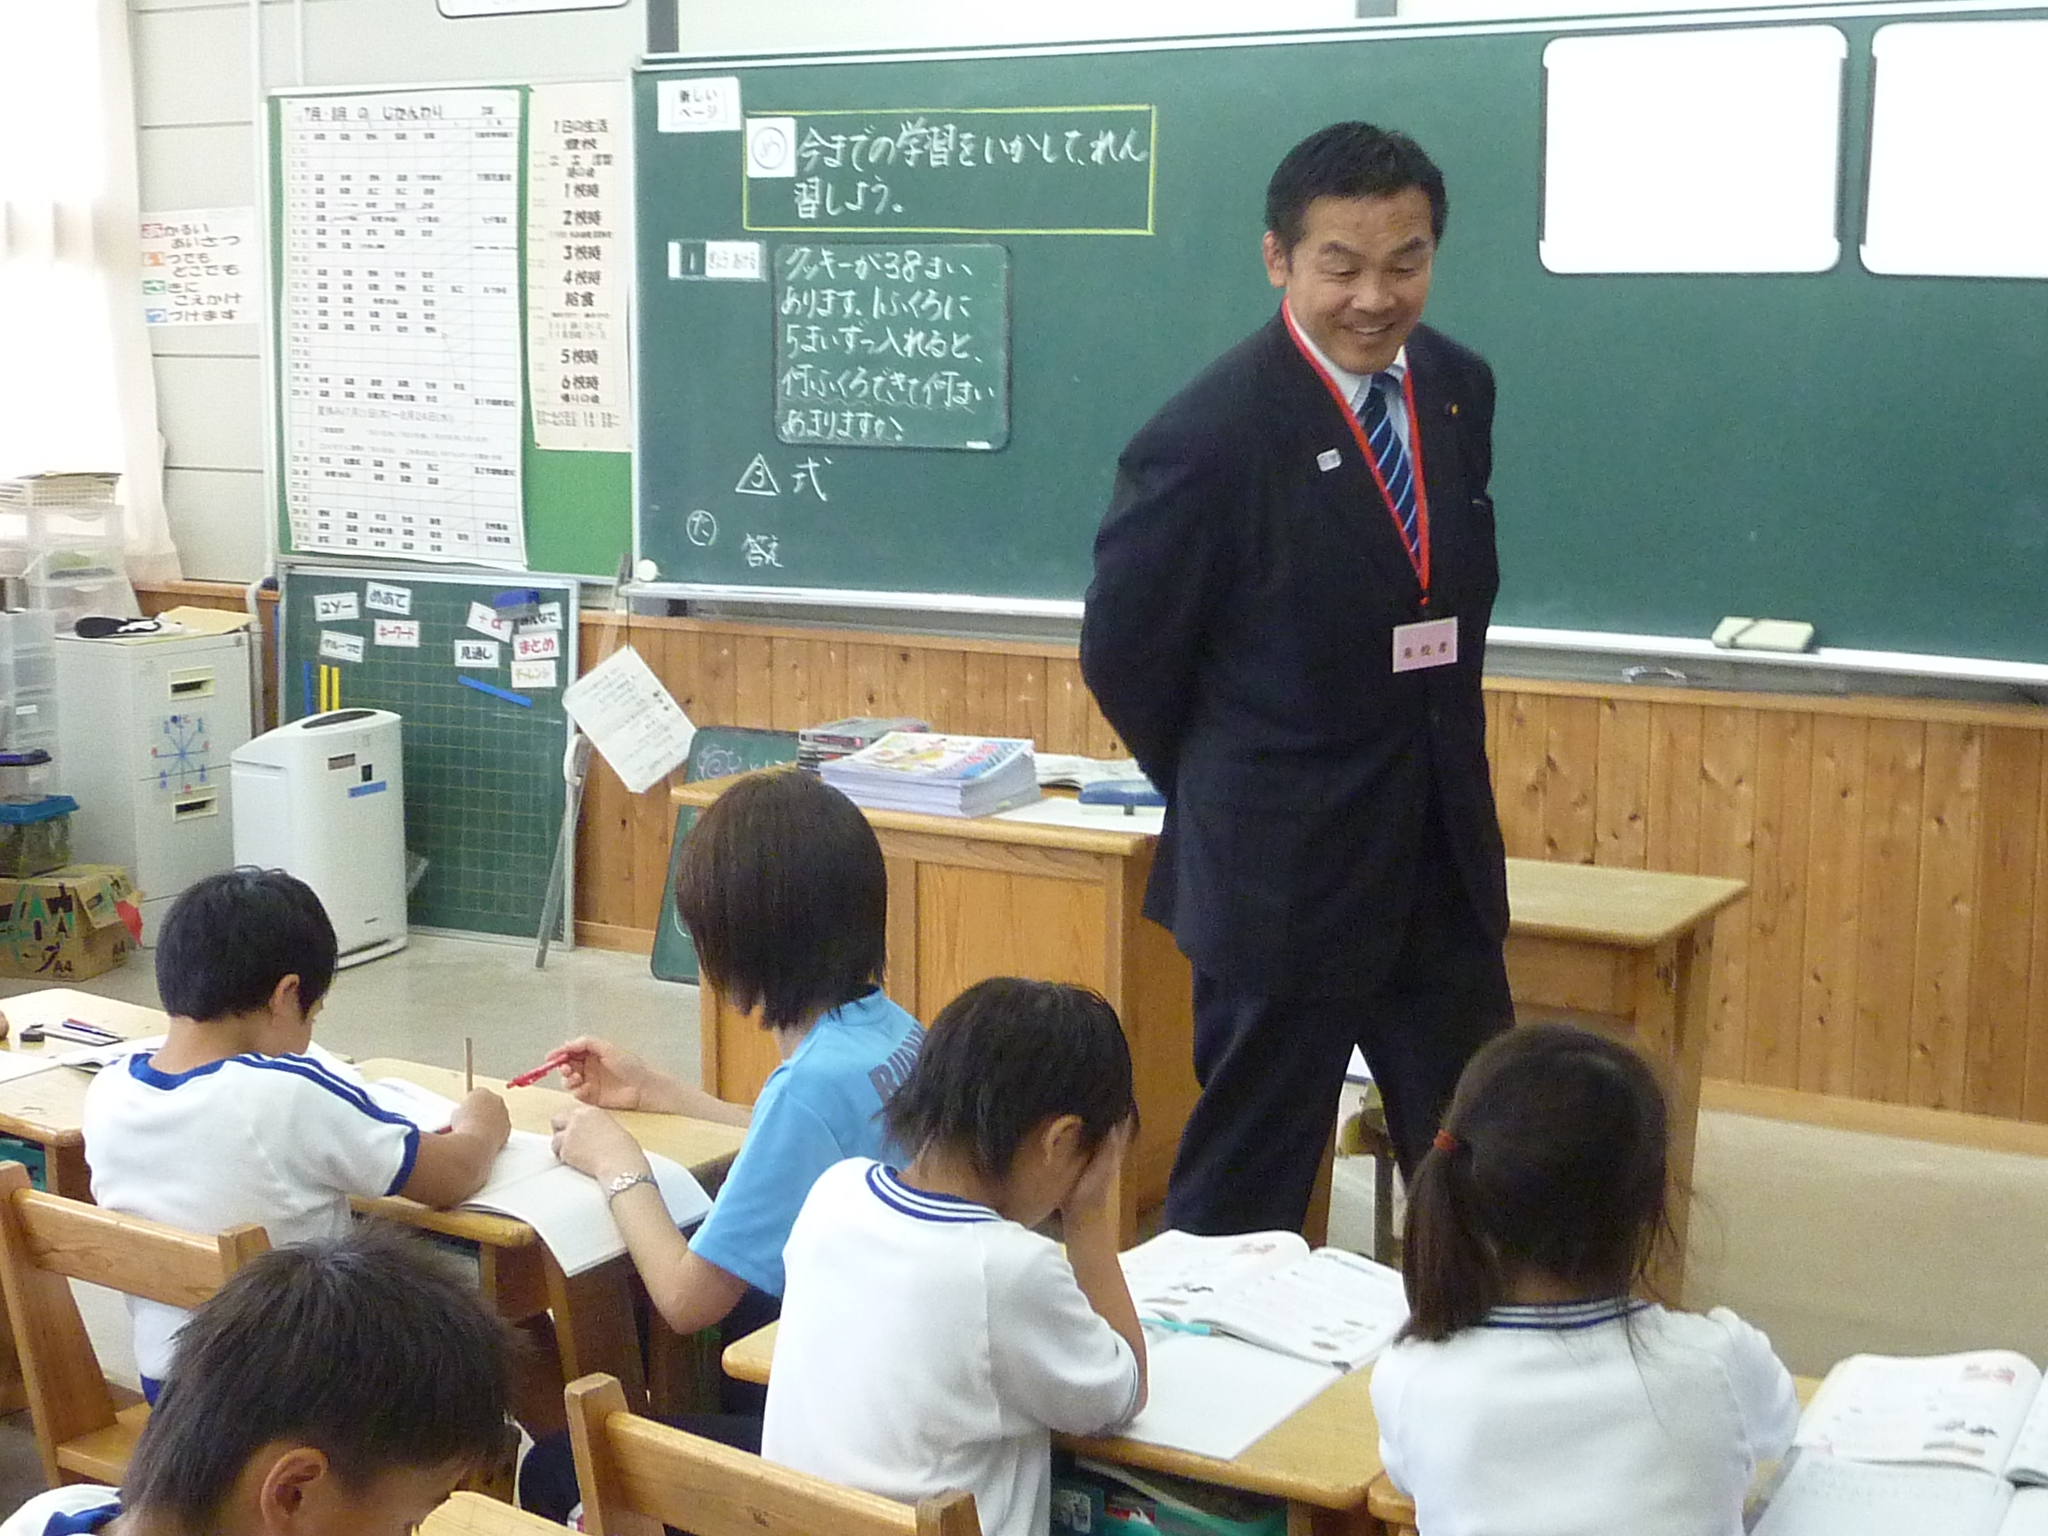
<box><xmin>1264</xmin><ymin>187</ymin><xmax>1436</xmax><ymax>377</ymax></box>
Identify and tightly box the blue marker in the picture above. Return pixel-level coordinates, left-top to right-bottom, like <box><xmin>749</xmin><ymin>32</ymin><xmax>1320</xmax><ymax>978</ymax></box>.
<box><xmin>302</xmin><ymin>660</ymin><xmax>314</xmax><ymax>717</ymax></box>
<box><xmin>458</xmin><ymin>674</ymin><xmax>533</xmax><ymax>708</ymax></box>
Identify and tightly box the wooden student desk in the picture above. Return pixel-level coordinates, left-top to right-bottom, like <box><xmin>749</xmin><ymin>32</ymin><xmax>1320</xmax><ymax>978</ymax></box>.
<box><xmin>677</xmin><ymin>775</ymin><xmax>1744</xmax><ymax>1277</ymax></box>
<box><xmin>423</xmin><ymin>1491</ymin><xmax>565</xmax><ymax>1535</ymax></box>
<box><xmin>353</xmin><ymin>1057</ymin><xmax>745</xmax><ymax>1414</ymax></box>
<box><xmin>729</xmin><ymin>1322</ymin><xmax>1819</xmax><ymax>1536</ymax></box>
<box><xmin>723</xmin><ymin>1320</ymin><xmax>1384</xmax><ymax>1536</ymax></box>
<box><xmin>0</xmin><ymin>990</ymin><xmax>746</xmax><ymax>1416</ymax></box>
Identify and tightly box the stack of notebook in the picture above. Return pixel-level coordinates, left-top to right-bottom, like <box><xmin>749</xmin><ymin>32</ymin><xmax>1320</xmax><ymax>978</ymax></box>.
<box><xmin>797</xmin><ymin>716</ymin><xmax>929</xmax><ymax>773</ymax></box>
<box><xmin>819</xmin><ymin>732</ymin><xmax>1039</xmax><ymax>817</ymax></box>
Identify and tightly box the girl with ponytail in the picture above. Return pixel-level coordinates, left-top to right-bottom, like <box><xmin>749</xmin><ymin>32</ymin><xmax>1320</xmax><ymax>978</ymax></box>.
<box><xmin>1369</xmin><ymin>1023</ymin><xmax>1798</xmax><ymax>1535</ymax></box>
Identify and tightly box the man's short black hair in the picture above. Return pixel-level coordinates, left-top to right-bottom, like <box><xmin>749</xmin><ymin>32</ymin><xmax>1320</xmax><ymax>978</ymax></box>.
<box><xmin>884</xmin><ymin>978</ymin><xmax>1136</xmax><ymax>1183</ymax></box>
<box><xmin>1265</xmin><ymin>122</ymin><xmax>1448</xmax><ymax>252</ymax></box>
<box><xmin>155</xmin><ymin>868</ymin><xmax>338</xmax><ymax>1021</ymax></box>
<box><xmin>121</xmin><ymin>1225</ymin><xmax>515</xmax><ymax>1522</ymax></box>
<box><xmin>673</xmin><ymin>770</ymin><xmax>887</xmax><ymax>1030</ymax></box>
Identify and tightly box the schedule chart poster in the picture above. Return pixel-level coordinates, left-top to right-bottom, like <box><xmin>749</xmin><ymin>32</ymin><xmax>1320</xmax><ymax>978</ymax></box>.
<box><xmin>280</xmin><ymin>88</ymin><xmax>528</xmax><ymax>567</ymax></box>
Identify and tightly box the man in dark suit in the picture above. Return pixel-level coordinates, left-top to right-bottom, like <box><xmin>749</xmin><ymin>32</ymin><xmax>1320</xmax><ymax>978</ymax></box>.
<box><xmin>1080</xmin><ymin>122</ymin><xmax>1513</xmax><ymax>1235</ymax></box>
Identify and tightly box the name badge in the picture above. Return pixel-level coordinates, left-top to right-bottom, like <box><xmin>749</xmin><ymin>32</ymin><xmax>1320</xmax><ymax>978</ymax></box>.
<box><xmin>1392</xmin><ymin>616</ymin><xmax>1458</xmax><ymax>673</ymax></box>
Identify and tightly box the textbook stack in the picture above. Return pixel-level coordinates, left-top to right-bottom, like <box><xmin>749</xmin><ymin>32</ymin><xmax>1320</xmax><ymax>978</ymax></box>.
<box><xmin>1756</xmin><ymin>1350</ymin><xmax>2048</xmax><ymax>1536</ymax></box>
<box><xmin>818</xmin><ymin>732</ymin><xmax>1039</xmax><ymax>817</ymax></box>
<box><xmin>796</xmin><ymin>715</ymin><xmax>929</xmax><ymax>774</ymax></box>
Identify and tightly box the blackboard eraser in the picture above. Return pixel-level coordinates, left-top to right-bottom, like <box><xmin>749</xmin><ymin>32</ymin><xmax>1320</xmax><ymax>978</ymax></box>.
<box><xmin>1712</xmin><ymin>616</ymin><xmax>1816</xmax><ymax>652</ymax></box>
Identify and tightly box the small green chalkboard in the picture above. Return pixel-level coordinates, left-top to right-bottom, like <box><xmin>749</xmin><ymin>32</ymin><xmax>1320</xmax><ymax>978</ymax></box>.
<box><xmin>774</xmin><ymin>242</ymin><xmax>1009</xmax><ymax>451</ymax></box>
<box><xmin>280</xmin><ymin>564</ymin><xmax>579</xmax><ymax>940</ymax></box>
<box><xmin>649</xmin><ymin>728</ymin><xmax>801</xmax><ymax>984</ymax></box>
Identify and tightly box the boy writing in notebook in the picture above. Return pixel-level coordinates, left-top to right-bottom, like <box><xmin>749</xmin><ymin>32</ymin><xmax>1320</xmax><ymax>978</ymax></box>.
<box><xmin>82</xmin><ymin>869</ymin><xmax>509</xmax><ymax>1398</ymax></box>
<box><xmin>764</xmin><ymin>978</ymin><xmax>1147</xmax><ymax>1536</ymax></box>
<box><xmin>0</xmin><ymin>1225</ymin><xmax>517</xmax><ymax>1536</ymax></box>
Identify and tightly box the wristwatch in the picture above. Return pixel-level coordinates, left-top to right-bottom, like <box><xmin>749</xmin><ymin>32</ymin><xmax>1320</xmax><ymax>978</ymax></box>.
<box><xmin>604</xmin><ymin>1170</ymin><xmax>657</xmax><ymax>1204</ymax></box>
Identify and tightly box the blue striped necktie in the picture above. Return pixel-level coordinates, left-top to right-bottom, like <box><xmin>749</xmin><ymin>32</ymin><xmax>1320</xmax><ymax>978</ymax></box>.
<box><xmin>1357</xmin><ymin>374</ymin><xmax>1420</xmax><ymax>564</ymax></box>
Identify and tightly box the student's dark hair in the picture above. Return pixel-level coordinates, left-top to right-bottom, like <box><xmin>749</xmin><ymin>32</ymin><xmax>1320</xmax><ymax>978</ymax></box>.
<box><xmin>1400</xmin><ymin>1023</ymin><xmax>1671</xmax><ymax>1343</ymax></box>
<box><xmin>885</xmin><ymin>978</ymin><xmax>1136</xmax><ymax>1182</ymax></box>
<box><xmin>673</xmin><ymin>770</ymin><xmax>887</xmax><ymax>1029</ymax></box>
<box><xmin>1265</xmin><ymin>121</ymin><xmax>1448</xmax><ymax>252</ymax></box>
<box><xmin>155</xmin><ymin>867</ymin><xmax>339</xmax><ymax>1021</ymax></box>
<box><xmin>121</xmin><ymin>1224</ymin><xmax>516</xmax><ymax>1522</ymax></box>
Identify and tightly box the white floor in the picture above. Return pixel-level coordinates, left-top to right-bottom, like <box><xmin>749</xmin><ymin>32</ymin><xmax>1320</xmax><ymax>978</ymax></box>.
<box><xmin>6</xmin><ymin>934</ymin><xmax>2048</xmax><ymax>1514</ymax></box>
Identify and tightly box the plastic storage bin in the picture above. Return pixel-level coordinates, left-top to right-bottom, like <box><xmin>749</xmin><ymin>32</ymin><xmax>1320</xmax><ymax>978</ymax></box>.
<box><xmin>0</xmin><ymin>749</ymin><xmax>52</xmax><ymax>800</ymax></box>
<box><xmin>0</xmin><ymin>794</ymin><xmax>76</xmax><ymax>876</ymax></box>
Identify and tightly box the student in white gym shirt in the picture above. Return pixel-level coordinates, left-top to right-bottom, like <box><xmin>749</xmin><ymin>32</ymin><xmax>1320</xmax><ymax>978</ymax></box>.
<box><xmin>763</xmin><ymin>978</ymin><xmax>1148</xmax><ymax>1536</ymax></box>
<box><xmin>1369</xmin><ymin>1023</ymin><xmax>1799</xmax><ymax>1536</ymax></box>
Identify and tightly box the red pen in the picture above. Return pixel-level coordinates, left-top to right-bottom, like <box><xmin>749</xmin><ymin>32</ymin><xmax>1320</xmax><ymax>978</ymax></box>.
<box><xmin>505</xmin><ymin>1050</ymin><xmax>576</xmax><ymax>1089</ymax></box>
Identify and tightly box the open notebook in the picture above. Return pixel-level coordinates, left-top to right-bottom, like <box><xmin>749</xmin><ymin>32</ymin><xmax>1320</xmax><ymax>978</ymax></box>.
<box><xmin>1757</xmin><ymin>1351</ymin><xmax>2048</xmax><ymax>1536</ymax></box>
<box><xmin>1114</xmin><ymin>1229</ymin><xmax>1408</xmax><ymax>1461</ymax></box>
<box><xmin>365</xmin><ymin>1078</ymin><xmax>710</xmax><ymax>1277</ymax></box>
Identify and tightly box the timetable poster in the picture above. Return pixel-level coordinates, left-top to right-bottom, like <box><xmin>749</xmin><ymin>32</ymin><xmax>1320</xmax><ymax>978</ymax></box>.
<box><xmin>281</xmin><ymin>89</ymin><xmax>527</xmax><ymax>567</ymax></box>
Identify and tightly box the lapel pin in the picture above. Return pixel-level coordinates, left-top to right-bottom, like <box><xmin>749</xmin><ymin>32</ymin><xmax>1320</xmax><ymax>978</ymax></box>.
<box><xmin>1316</xmin><ymin>449</ymin><xmax>1342</xmax><ymax>472</ymax></box>
<box><xmin>1448</xmin><ymin>402</ymin><xmax>1460</xmax><ymax>417</ymax></box>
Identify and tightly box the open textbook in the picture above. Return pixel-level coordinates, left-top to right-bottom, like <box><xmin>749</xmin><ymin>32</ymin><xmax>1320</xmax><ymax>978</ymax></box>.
<box><xmin>1113</xmin><ymin>1230</ymin><xmax>1408</xmax><ymax>1462</ymax></box>
<box><xmin>1121</xmin><ymin>1228</ymin><xmax>1408</xmax><ymax>1369</ymax></box>
<box><xmin>365</xmin><ymin>1078</ymin><xmax>711</xmax><ymax>1277</ymax></box>
<box><xmin>1756</xmin><ymin>1352</ymin><xmax>2048</xmax><ymax>1536</ymax></box>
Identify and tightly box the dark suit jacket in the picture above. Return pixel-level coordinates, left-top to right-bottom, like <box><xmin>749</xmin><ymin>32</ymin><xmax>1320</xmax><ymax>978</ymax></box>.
<box><xmin>1080</xmin><ymin>311</ymin><xmax>1509</xmax><ymax>996</ymax></box>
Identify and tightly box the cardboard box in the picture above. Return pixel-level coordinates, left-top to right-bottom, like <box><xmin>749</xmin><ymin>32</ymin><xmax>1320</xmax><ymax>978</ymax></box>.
<box><xmin>0</xmin><ymin>864</ymin><xmax>139</xmax><ymax>982</ymax></box>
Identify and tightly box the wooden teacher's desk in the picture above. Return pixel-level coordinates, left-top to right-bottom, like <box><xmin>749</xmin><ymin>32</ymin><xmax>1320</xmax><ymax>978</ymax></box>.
<box><xmin>675</xmin><ymin>776</ymin><xmax>1192</xmax><ymax>1240</ymax></box>
<box><xmin>678</xmin><ymin>775</ymin><xmax>1745</xmax><ymax>1277</ymax></box>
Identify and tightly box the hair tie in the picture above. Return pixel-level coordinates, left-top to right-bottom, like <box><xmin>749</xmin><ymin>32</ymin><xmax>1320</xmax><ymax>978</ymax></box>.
<box><xmin>1432</xmin><ymin>1128</ymin><xmax>1459</xmax><ymax>1154</ymax></box>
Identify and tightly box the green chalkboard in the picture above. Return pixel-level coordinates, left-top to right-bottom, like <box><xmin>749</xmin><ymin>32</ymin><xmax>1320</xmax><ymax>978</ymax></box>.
<box><xmin>635</xmin><ymin>13</ymin><xmax>2048</xmax><ymax>664</ymax></box>
<box><xmin>280</xmin><ymin>565</ymin><xmax>579</xmax><ymax>939</ymax></box>
<box><xmin>268</xmin><ymin>88</ymin><xmax>631</xmax><ymax>580</ymax></box>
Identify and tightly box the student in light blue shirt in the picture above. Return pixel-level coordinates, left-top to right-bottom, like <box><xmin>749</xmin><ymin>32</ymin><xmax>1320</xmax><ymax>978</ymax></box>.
<box><xmin>523</xmin><ymin>770</ymin><xmax>920</xmax><ymax>1517</ymax></box>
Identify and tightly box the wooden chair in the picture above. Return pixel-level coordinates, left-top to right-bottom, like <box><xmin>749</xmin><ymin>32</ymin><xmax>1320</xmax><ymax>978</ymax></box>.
<box><xmin>422</xmin><ymin>1490</ymin><xmax>569</xmax><ymax>1535</ymax></box>
<box><xmin>565</xmin><ymin>1372</ymin><xmax>982</xmax><ymax>1536</ymax></box>
<box><xmin>1337</xmin><ymin>1082</ymin><xmax>1400</xmax><ymax>1265</ymax></box>
<box><xmin>1366</xmin><ymin>1473</ymin><xmax>1418</xmax><ymax>1536</ymax></box>
<box><xmin>0</xmin><ymin>1161</ymin><xmax>270</xmax><ymax>1486</ymax></box>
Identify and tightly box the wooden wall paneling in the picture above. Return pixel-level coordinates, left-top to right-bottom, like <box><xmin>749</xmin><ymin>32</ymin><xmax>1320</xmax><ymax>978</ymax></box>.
<box><xmin>961</xmin><ymin>651</ymin><xmax>1008</xmax><ymax>737</ymax></box>
<box><xmin>1045</xmin><ymin>656</ymin><xmax>1090</xmax><ymax>755</ymax></box>
<box><xmin>923</xmin><ymin>649</ymin><xmax>966</xmax><ymax>733</ymax></box>
<box><xmin>1798</xmin><ymin>714</ymin><xmax>1869</xmax><ymax>1097</ymax></box>
<box><xmin>732</xmin><ymin>633</ymin><xmax>774</xmax><ymax>725</ymax></box>
<box><xmin>1541</xmin><ymin>696</ymin><xmax>1599</xmax><ymax>863</ymax></box>
<box><xmin>1495</xmin><ymin>691</ymin><xmax>1548</xmax><ymax>859</ymax></box>
<box><xmin>1593</xmin><ymin>697</ymin><xmax>1651</xmax><ymax>869</ymax></box>
<box><xmin>1853</xmin><ymin>720</ymin><xmax>1929</xmax><ymax>1104</ymax></box>
<box><xmin>1696</xmin><ymin>708</ymin><xmax>1758</xmax><ymax>1082</ymax></box>
<box><xmin>1908</xmin><ymin>723</ymin><xmax>1983</xmax><ymax>1110</ymax></box>
<box><xmin>1084</xmin><ymin>695</ymin><xmax>1127</xmax><ymax>759</ymax></box>
<box><xmin>625</xmin><ymin>626</ymin><xmax>681</xmax><ymax>940</ymax></box>
<box><xmin>1006</xmin><ymin>655</ymin><xmax>1049</xmax><ymax>748</ymax></box>
<box><xmin>695</xmin><ymin>627</ymin><xmax>738</xmax><ymax>725</ymax></box>
<box><xmin>811</xmin><ymin>638</ymin><xmax>850</xmax><ymax>722</ymax></box>
<box><xmin>1971</xmin><ymin>729</ymin><xmax>2043</xmax><ymax>1117</ymax></box>
<box><xmin>879</xmin><ymin>644</ymin><xmax>922</xmax><ymax>725</ymax></box>
<box><xmin>2027</xmin><ymin>770</ymin><xmax>2048</xmax><ymax>1121</ymax></box>
<box><xmin>1744</xmin><ymin>710</ymin><xmax>1813</xmax><ymax>1089</ymax></box>
<box><xmin>845</xmin><ymin>642</ymin><xmax>888</xmax><ymax>714</ymax></box>
<box><xmin>764</xmin><ymin>637</ymin><xmax>805</xmax><ymax>727</ymax></box>
<box><xmin>1484</xmin><ymin>689</ymin><xmax>1504</xmax><ymax>804</ymax></box>
<box><xmin>1644</xmin><ymin>703</ymin><xmax>1705</xmax><ymax>874</ymax></box>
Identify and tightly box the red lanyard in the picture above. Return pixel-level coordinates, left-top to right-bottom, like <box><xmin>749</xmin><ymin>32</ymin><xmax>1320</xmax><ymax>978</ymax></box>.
<box><xmin>1281</xmin><ymin>303</ymin><xmax>1432</xmax><ymax>601</ymax></box>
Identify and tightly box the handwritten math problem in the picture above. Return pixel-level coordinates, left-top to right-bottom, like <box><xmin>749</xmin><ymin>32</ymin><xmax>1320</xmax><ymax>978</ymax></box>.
<box><xmin>773</xmin><ymin>242</ymin><xmax>1009</xmax><ymax>450</ymax></box>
